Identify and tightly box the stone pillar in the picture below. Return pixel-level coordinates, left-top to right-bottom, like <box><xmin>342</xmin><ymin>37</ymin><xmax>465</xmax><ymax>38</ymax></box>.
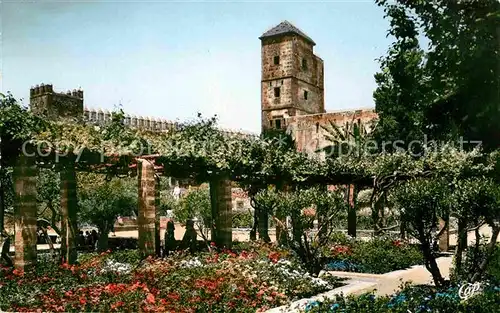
<box><xmin>60</xmin><ymin>162</ymin><xmax>78</xmax><ymax>264</ymax></box>
<box><xmin>438</xmin><ymin>218</ymin><xmax>449</xmax><ymax>252</ymax></box>
<box><xmin>13</xmin><ymin>152</ymin><xmax>38</xmax><ymax>270</ymax></box>
<box><xmin>209</xmin><ymin>177</ymin><xmax>232</xmax><ymax>249</ymax></box>
<box><xmin>154</xmin><ymin>176</ymin><xmax>161</xmax><ymax>257</ymax></box>
<box><xmin>138</xmin><ymin>159</ymin><xmax>157</xmax><ymax>256</ymax></box>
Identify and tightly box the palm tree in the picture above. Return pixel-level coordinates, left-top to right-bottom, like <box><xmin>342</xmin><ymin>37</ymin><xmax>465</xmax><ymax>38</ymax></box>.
<box><xmin>317</xmin><ymin>116</ymin><xmax>370</xmax><ymax>237</ymax></box>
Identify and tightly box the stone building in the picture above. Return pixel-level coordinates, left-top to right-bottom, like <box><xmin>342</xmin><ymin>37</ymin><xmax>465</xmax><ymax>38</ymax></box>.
<box><xmin>30</xmin><ymin>84</ymin><xmax>84</xmax><ymax>119</ymax></box>
<box><xmin>260</xmin><ymin>21</ymin><xmax>378</xmax><ymax>156</ymax></box>
<box><xmin>29</xmin><ymin>84</ymin><xmax>255</xmax><ymax>139</ymax></box>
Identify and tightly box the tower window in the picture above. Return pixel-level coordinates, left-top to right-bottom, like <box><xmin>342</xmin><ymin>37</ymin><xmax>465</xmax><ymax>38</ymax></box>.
<box><xmin>302</xmin><ymin>58</ymin><xmax>308</xmax><ymax>70</ymax></box>
<box><xmin>275</xmin><ymin>119</ymin><xmax>281</xmax><ymax>129</ymax></box>
<box><xmin>304</xmin><ymin>90</ymin><xmax>308</xmax><ymax>100</ymax></box>
<box><xmin>273</xmin><ymin>55</ymin><xmax>280</xmax><ymax>65</ymax></box>
<box><xmin>274</xmin><ymin>87</ymin><xmax>281</xmax><ymax>97</ymax></box>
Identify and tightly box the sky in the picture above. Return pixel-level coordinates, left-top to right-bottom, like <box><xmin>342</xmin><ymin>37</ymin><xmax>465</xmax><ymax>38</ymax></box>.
<box><xmin>1</xmin><ymin>0</ymin><xmax>392</xmax><ymax>133</ymax></box>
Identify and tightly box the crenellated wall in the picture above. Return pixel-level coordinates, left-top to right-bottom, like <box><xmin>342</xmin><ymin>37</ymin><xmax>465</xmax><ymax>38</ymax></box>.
<box><xmin>28</xmin><ymin>83</ymin><xmax>258</xmax><ymax>139</ymax></box>
<box><xmin>30</xmin><ymin>84</ymin><xmax>83</xmax><ymax>119</ymax></box>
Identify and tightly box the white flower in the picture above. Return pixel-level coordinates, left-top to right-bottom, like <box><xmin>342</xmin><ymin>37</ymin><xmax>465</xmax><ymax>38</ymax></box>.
<box><xmin>102</xmin><ymin>259</ymin><xmax>132</xmax><ymax>274</ymax></box>
<box><xmin>179</xmin><ymin>257</ymin><xmax>203</xmax><ymax>268</ymax></box>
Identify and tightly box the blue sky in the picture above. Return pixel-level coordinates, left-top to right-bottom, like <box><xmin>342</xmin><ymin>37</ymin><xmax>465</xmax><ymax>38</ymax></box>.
<box><xmin>1</xmin><ymin>0</ymin><xmax>392</xmax><ymax>133</ymax></box>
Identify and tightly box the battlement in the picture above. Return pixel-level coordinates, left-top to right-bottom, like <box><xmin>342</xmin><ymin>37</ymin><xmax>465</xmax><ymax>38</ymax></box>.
<box><xmin>83</xmin><ymin>107</ymin><xmax>258</xmax><ymax>139</ymax></box>
<box><xmin>30</xmin><ymin>84</ymin><xmax>83</xmax><ymax>99</ymax></box>
<box><xmin>28</xmin><ymin>83</ymin><xmax>257</xmax><ymax>138</ymax></box>
<box><xmin>30</xmin><ymin>83</ymin><xmax>84</xmax><ymax>119</ymax></box>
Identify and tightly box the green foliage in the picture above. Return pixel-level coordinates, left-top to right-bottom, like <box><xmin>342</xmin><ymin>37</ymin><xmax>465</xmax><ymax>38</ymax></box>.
<box><xmin>173</xmin><ymin>188</ymin><xmax>211</xmax><ymax>227</ymax></box>
<box><xmin>392</xmin><ymin>179</ymin><xmax>450</xmax><ymax>243</ymax></box>
<box><xmin>0</xmin><ymin>93</ymin><xmax>47</xmax><ymax>164</ymax></box>
<box><xmin>374</xmin><ymin>0</ymin><xmax>500</xmax><ymax>150</ymax></box>
<box><xmin>303</xmin><ymin>283</ymin><xmax>500</xmax><ymax>313</ymax></box>
<box><xmin>326</xmin><ymin>236</ymin><xmax>423</xmax><ymax>274</ymax></box>
<box><xmin>232</xmin><ymin>209</ymin><xmax>253</xmax><ymax>229</ymax></box>
<box><xmin>36</xmin><ymin>169</ymin><xmax>61</xmax><ymax>233</ymax></box>
<box><xmin>255</xmin><ymin>187</ymin><xmax>348</xmax><ymax>275</ymax></box>
<box><xmin>458</xmin><ymin>244</ymin><xmax>500</xmax><ymax>284</ymax></box>
<box><xmin>78</xmin><ymin>174</ymin><xmax>137</xmax><ymax>233</ymax></box>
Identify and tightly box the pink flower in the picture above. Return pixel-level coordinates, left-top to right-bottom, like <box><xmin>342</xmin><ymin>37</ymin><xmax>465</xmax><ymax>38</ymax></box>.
<box><xmin>146</xmin><ymin>293</ymin><xmax>155</xmax><ymax>304</ymax></box>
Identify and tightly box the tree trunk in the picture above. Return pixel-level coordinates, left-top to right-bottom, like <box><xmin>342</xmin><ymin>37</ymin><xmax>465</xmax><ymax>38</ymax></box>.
<box><xmin>400</xmin><ymin>220</ymin><xmax>406</xmax><ymax>240</ymax></box>
<box><xmin>453</xmin><ymin>218</ymin><xmax>467</xmax><ymax>278</ymax></box>
<box><xmin>347</xmin><ymin>184</ymin><xmax>357</xmax><ymax>237</ymax></box>
<box><xmin>0</xmin><ymin>175</ymin><xmax>5</xmax><ymax>232</ymax></box>
<box><xmin>258</xmin><ymin>207</ymin><xmax>271</xmax><ymax>243</ymax></box>
<box><xmin>13</xmin><ymin>151</ymin><xmax>38</xmax><ymax>271</ymax></box>
<box><xmin>471</xmin><ymin>225</ymin><xmax>500</xmax><ymax>283</ymax></box>
<box><xmin>249</xmin><ymin>208</ymin><xmax>257</xmax><ymax>241</ymax></box>
<box><xmin>60</xmin><ymin>163</ymin><xmax>78</xmax><ymax>264</ymax></box>
<box><xmin>209</xmin><ymin>177</ymin><xmax>232</xmax><ymax>249</ymax></box>
<box><xmin>372</xmin><ymin>193</ymin><xmax>384</xmax><ymax>235</ymax></box>
<box><xmin>421</xmin><ymin>239</ymin><xmax>445</xmax><ymax>287</ymax></box>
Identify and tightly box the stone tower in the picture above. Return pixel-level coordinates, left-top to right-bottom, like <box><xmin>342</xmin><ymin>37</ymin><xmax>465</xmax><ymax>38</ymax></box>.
<box><xmin>260</xmin><ymin>21</ymin><xmax>324</xmax><ymax>132</ymax></box>
<box><xmin>30</xmin><ymin>84</ymin><xmax>84</xmax><ymax>120</ymax></box>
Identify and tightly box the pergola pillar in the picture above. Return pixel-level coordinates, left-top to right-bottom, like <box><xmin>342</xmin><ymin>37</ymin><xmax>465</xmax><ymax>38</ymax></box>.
<box><xmin>210</xmin><ymin>177</ymin><xmax>232</xmax><ymax>249</ymax></box>
<box><xmin>138</xmin><ymin>159</ymin><xmax>158</xmax><ymax>256</ymax></box>
<box><xmin>13</xmin><ymin>152</ymin><xmax>38</xmax><ymax>270</ymax></box>
<box><xmin>60</xmin><ymin>162</ymin><xmax>78</xmax><ymax>264</ymax></box>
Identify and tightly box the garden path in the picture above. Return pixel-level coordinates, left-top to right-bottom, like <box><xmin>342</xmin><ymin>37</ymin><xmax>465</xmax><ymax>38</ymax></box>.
<box><xmin>266</xmin><ymin>256</ymin><xmax>454</xmax><ymax>313</ymax></box>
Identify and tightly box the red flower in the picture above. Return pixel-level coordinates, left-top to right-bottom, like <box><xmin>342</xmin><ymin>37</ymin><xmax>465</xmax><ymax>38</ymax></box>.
<box><xmin>393</xmin><ymin>240</ymin><xmax>403</xmax><ymax>247</ymax></box>
<box><xmin>268</xmin><ymin>252</ymin><xmax>280</xmax><ymax>263</ymax></box>
<box><xmin>111</xmin><ymin>301</ymin><xmax>124</xmax><ymax>310</ymax></box>
<box><xmin>331</xmin><ymin>245</ymin><xmax>352</xmax><ymax>256</ymax></box>
<box><xmin>146</xmin><ymin>293</ymin><xmax>155</xmax><ymax>304</ymax></box>
<box><xmin>166</xmin><ymin>292</ymin><xmax>180</xmax><ymax>301</ymax></box>
<box><xmin>12</xmin><ymin>268</ymin><xmax>24</xmax><ymax>276</ymax></box>
<box><xmin>210</xmin><ymin>242</ymin><xmax>216</xmax><ymax>247</ymax></box>
<box><xmin>79</xmin><ymin>298</ymin><xmax>87</xmax><ymax>305</ymax></box>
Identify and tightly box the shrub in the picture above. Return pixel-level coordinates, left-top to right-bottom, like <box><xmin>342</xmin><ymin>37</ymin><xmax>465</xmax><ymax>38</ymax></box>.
<box><xmin>456</xmin><ymin>243</ymin><xmax>500</xmax><ymax>284</ymax></box>
<box><xmin>232</xmin><ymin>209</ymin><xmax>254</xmax><ymax>228</ymax></box>
<box><xmin>303</xmin><ymin>283</ymin><xmax>500</xmax><ymax>313</ymax></box>
<box><xmin>324</xmin><ymin>234</ymin><xmax>423</xmax><ymax>274</ymax></box>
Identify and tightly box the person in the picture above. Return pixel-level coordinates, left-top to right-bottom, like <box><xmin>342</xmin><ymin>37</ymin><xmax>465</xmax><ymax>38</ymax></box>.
<box><xmin>164</xmin><ymin>220</ymin><xmax>176</xmax><ymax>257</ymax></box>
<box><xmin>84</xmin><ymin>231</ymin><xmax>91</xmax><ymax>249</ymax></box>
<box><xmin>91</xmin><ymin>230</ymin><xmax>98</xmax><ymax>251</ymax></box>
<box><xmin>77</xmin><ymin>231</ymin><xmax>85</xmax><ymax>249</ymax></box>
<box><xmin>1</xmin><ymin>231</ymin><xmax>13</xmax><ymax>267</ymax></box>
<box><xmin>181</xmin><ymin>219</ymin><xmax>197</xmax><ymax>254</ymax></box>
<box><xmin>173</xmin><ymin>185</ymin><xmax>181</xmax><ymax>200</ymax></box>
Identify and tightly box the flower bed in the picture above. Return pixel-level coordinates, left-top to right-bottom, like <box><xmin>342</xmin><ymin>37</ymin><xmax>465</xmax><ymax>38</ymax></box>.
<box><xmin>302</xmin><ymin>283</ymin><xmax>500</xmax><ymax>313</ymax></box>
<box><xmin>323</xmin><ymin>235</ymin><xmax>423</xmax><ymax>274</ymax></box>
<box><xmin>0</xmin><ymin>244</ymin><xmax>344</xmax><ymax>312</ymax></box>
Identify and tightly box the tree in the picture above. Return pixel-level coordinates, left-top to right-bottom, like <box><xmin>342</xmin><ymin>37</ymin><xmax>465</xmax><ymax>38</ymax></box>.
<box><xmin>450</xmin><ymin>178</ymin><xmax>500</xmax><ymax>282</ymax></box>
<box><xmin>0</xmin><ymin>93</ymin><xmax>46</xmax><ymax>233</ymax></box>
<box><xmin>372</xmin><ymin>0</ymin><xmax>428</xmax><ymax>151</ymax></box>
<box><xmin>78</xmin><ymin>174</ymin><xmax>136</xmax><ymax>251</ymax></box>
<box><xmin>374</xmin><ymin>0</ymin><xmax>500</xmax><ymax>151</ymax></box>
<box><xmin>391</xmin><ymin>178</ymin><xmax>451</xmax><ymax>287</ymax></box>
<box><xmin>36</xmin><ymin>169</ymin><xmax>62</xmax><ymax>235</ymax></box>
<box><xmin>318</xmin><ymin>118</ymin><xmax>372</xmax><ymax>237</ymax></box>
<box><xmin>173</xmin><ymin>187</ymin><xmax>212</xmax><ymax>243</ymax></box>
<box><xmin>255</xmin><ymin>187</ymin><xmax>347</xmax><ymax>276</ymax></box>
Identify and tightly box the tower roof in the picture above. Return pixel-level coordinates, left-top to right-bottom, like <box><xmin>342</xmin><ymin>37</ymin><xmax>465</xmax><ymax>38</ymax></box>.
<box><xmin>259</xmin><ymin>20</ymin><xmax>315</xmax><ymax>46</ymax></box>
